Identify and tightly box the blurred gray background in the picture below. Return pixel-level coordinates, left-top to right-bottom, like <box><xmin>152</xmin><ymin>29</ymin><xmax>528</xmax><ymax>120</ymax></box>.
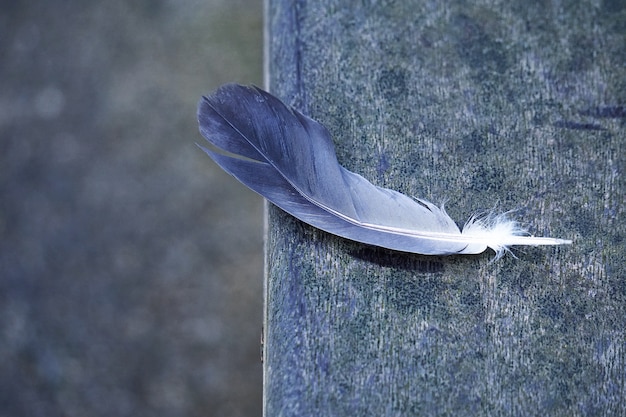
<box><xmin>0</xmin><ymin>1</ymin><xmax>264</xmax><ymax>416</ymax></box>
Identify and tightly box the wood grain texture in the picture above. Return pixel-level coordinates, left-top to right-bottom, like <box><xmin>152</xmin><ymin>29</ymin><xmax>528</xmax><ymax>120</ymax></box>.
<box><xmin>264</xmin><ymin>1</ymin><xmax>625</xmax><ymax>415</ymax></box>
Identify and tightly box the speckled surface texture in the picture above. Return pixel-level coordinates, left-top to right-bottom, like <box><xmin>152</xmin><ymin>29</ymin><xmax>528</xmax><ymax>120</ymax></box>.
<box><xmin>264</xmin><ymin>0</ymin><xmax>625</xmax><ymax>415</ymax></box>
<box><xmin>1</xmin><ymin>1</ymin><xmax>263</xmax><ymax>416</ymax></box>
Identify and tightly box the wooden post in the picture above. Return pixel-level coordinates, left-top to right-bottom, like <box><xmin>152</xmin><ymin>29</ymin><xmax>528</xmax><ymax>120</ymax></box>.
<box><xmin>263</xmin><ymin>1</ymin><xmax>626</xmax><ymax>415</ymax></box>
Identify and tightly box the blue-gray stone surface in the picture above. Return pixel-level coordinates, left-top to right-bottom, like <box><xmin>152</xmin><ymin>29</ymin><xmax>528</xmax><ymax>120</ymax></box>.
<box><xmin>264</xmin><ymin>1</ymin><xmax>626</xmax><ymax>415</ymax></box>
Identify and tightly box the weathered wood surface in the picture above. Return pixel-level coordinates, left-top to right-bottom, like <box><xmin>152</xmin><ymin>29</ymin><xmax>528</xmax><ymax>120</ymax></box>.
<box><xmin>263</xmin><ymin>1</ymin><xmax>625</xmax><ymax>415</ymax></box>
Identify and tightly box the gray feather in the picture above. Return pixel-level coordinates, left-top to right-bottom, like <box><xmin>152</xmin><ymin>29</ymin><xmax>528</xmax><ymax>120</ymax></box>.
<box><xmin>197</xmin><ymin>84</ymin><xmax>571</xmax><ymax>256</ymax></box>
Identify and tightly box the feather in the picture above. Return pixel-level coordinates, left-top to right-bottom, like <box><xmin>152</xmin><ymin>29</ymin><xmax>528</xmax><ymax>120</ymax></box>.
<box><xmin>197</xmin><ymin>83</ymin><xmax>571</xmax><ymax>257</ymax></box>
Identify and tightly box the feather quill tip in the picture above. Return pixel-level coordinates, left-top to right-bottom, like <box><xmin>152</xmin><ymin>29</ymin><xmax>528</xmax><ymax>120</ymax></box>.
<box><xmin>461</xmin><ymin>213</ymin><xmax>572</xmax><ymax>259</ymax></box>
